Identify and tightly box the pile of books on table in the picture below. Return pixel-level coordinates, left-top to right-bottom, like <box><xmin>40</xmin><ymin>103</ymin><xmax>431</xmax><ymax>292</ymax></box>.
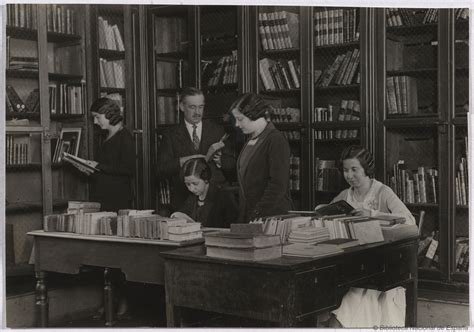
<box><xmin>43</xmin><ymin>201</ymin><xmax>203</xmax><ymax>242</ymax></box>
<box><xmin>204</xmin><ymin>223</ymin><xmax>282</xmax><ymax>261</ymax></box>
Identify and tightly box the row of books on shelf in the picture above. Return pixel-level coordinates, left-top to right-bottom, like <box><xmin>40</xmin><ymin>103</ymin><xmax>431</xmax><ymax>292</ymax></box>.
<box><xmin>51</xmin><ymin>128</ymin><xmax>82</xmax><ymax>163</ymax></box>
<box><xmin>43</xmin><ymin>202</ymin><xmax>203</xmax><ymax>241</ymax></box>
<box><xmin>386</xmin><ymin>8</ymin><xmax>468</xmax><ymax>27</ymax></box>
<box><xmin>98</xmin><ymin>16</ymin><xmax>125</xmax><ymax>51</ymax></box>
<box><xmin>46</xmin><ymin>4</ymin><xmax>77</xmax><ymax>35</ymax></box>
<box><xmin>314</xmin><ymin>99</ymin><xmax>360</xmax><ymax>122</ymax></box>
<box><xmin>258</xmin><ymin>11</ymin><xmax>299</xmax><ymax>51</ymax></box>
<box><xmin>7</xmin><ymin>4</ymin><xmax>37</xmax><ymax>29</ymax></box>
<box><xmin>154</xmin><ymin>16</ymin><xmax>188</xmax><ymax>54</ymax></box>
<box><xmin>390</xmin><ymin>161</ymin><xmax>438</xmax><ymax>204</ymax></box>
<box><xmin>6</xmin><ymin>83</ymin><xmax>86</xmax><ymax>116</ymax></box>
<box><xmin>156</xmin><ymin>95</ymin><xmax>179</xmax><ymax>125</ymax></box>
<box><xmin>386</xmin><ymin>76</ymin><xmax>418</xmax><ymax>115</ymax></box>
<box><xmin>7</xmin><ymin>55</ymin><xmax>39</xmax><ymax>70</ymax></box>
<box><xmin>455</xmin><ymin>156</ymin><xmax>468</xmax><ymax>206</ymax></box>
<box><xmin>281</xmin><ymin>130</ymin><xmax>301</xmax><ymax>141</ymax></box>
<box><xmin>314</xmin><ymin>129</ymin><xmax>359</xmax><ymax>140</ymax></box>
<box><xmin>99</xmin><ymin>58</ymin><xmax>125</xmax><ymax>88</ymax></box>
<box><xmin>314</xmin><ymin>158</ymin><xmax>344</xmax><ymax>192</ymax></box>
<box><xmin>271</xmin><ymin>107</ymin><xmax>300</xmax><ymax>123</ymax></box>
<box><xmin>289</xmin><ymin>155</ymin><xmax>300</xmax><ymax>191</ymax></box>
<box><xmin>259</xmin><ymin>58</ymin><xmax>301</xmax><ymax>91</ymax></box>
<box><xmin>313</xmin><ymin>8</ymin><xmax>359</xmax><ymax>46</ymax></box>
<box><xmin>202</xmin><ymin>51</ymin><xmax>238</xmax><ymax>87</ymax></box>
<box><xmin>454</xmin><ymin>237</ymin><xmax>469</xmax><ymax>273</ymax></box>
<box><xmin>315</xmin><ymin>48</ymin><xmax>360</xmax><ymax>87</ymax></box>
<box><xmin>201</xmin><ymin>32</ymin><xmax>237</xmax><ymax>46</ymax></box>
<box><xmin>6</xmin><ymin>134</ymin><xmax>30</xmax><ymax>166</ymax></box>
<box><xmin>156</xmin><ymin>59</ymin><xmax>187</xmax><ymax>90</ymax></box>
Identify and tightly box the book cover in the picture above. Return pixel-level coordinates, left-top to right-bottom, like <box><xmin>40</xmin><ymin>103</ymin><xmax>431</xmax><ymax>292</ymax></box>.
<box><xmin>205</xmin><ymin>232</ymin><xmax>280</xmax><ymax>249</ymax></box>
<box><xmin>317</xmin><ymin>238</ymin><xmax>360</xmax><ymax>249</ymax></box>
<box><xmin>314</xmin><ymin>200</ymin><xmax>354</xmax><ymax>216</ymax></box>
<box><xmin>206</xmin><ymin>244</ymin><xmax>282</xmax><ymax>261</ymax></box>
<box><xmin>282</xmin><ymin>242</ymin><xmax>343</xmax><ymax>258</ymax></box>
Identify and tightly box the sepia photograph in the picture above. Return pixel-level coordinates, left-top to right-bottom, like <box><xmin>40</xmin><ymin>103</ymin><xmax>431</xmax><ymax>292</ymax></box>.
<box><xmin>2</xmin><ymin>0</ymin><xmax>472</xmax><ymax>329</ymax></box>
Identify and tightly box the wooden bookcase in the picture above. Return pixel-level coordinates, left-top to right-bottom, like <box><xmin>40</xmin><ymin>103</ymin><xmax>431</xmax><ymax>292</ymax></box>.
<box><xmin>5</xmin><ymin>4</ymin><xmax>89</xmax><ymax>276</ymax></box>
<box><xmin>374</xmin><ymin>8</ymin><xmax>469</xmax><ymax>289</ymax></box>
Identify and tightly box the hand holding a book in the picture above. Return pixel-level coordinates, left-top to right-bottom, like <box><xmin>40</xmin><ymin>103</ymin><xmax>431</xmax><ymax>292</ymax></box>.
<box><xmin>351</xmin><ymin>208</ymin><xmax>372</xmax><ymax>217</ymax></box>
<box><xmin>179</xmin><ymin>154</ymin><xmax>206</xmax><ymax>167</ymax></box>
<box><xmin>170</xmin><ymin>211</ymin><xmax>196</xmax><ymax>223</ymax></box>
<box><xmin>205</xmin><ymin>141</ymin><xmax>225</xmax><ymax>162</ymax></box>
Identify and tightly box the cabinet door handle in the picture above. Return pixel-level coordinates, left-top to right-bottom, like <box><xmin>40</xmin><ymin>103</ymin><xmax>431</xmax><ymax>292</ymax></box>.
<box><xmin>314</xmin><ymin>277</ymin><xmax>318</xmax><ymax>284</ymax></box>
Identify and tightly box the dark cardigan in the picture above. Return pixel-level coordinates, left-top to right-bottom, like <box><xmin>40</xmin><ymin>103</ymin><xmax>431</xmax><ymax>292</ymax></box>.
<box><xmin>177</xmin><ymin>183</ymin><xmax>238</xmax><ymax>228</ymax></box>
<box><xmin>237</xmin><ymin>122</ymin><xmax>292</xmax><ymax>222</ymax></box>
<box><xmin>90</xmin><ymin>127</ymin><xmax>135</xmax><ymax>212</ymax></box>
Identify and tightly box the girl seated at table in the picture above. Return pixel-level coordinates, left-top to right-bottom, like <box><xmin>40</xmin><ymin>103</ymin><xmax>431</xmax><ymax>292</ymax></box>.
<box><xmin>319</xmin><ymin>145</ymin><xmax>416</xmax><ymax>328</ymax></box>
<box><xmin>172</xmin><ymin>157</ymin><xmax>238</xmax><ymax>228</ymax></box>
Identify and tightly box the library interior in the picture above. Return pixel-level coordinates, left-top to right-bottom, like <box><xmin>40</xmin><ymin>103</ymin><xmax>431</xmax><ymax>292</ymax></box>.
<box><xmin>3</xmin><ymin>4</ymin><xmax>471</xmax><ymax>328</ymax></box>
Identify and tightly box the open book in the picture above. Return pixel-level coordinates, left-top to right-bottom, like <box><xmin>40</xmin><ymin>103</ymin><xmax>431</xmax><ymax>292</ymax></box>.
<box><xmin>205</xmin><ymin>133</ymin><xmax>229</xmax><ymax>162</ymax></box>
<box><xmin>290</xmin><ymin>200</ymin><xmax>354</xmax><ymax>217</ymax></box>
<box><xmin>61</xmin><ymin>152</ymin><xmax>99</xmax><ymax>174</ymax></box>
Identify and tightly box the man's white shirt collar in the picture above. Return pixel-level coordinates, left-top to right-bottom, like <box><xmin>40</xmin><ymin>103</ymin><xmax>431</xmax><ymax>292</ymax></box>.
<box><xmin>184</xmin><ymin>120</ymin><xmax>202</xmax><ymax>140</ymax></box>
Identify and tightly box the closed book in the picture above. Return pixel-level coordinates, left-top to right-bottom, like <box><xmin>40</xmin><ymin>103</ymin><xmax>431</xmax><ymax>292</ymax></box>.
<box><xmin>283</xmin><ymin>243</ymin><xmax>342</xmax><ymax>258</ymax></box>
<box><xmin>230</xmin><ymin>223</ymin><xmax>264</xmax><ymax>234</ymax></box>
<box><xmin>206</xmin><ymin>244</ymin><xmax>282</xmax><ymax>261</ymax></box>
<box><xmin>168</xmin><ymin>222</ymin><xmax>201</xmax><ymax>234</ymax></box>
<box><xmin>168</xmin><ymin>231</ymin><xmax>202</xmax><ymax>242</ymax></box>
<box><xmin>350</xmin><ymin>219</ymin><xmax>384</xmax><ymax>245</ymax></box>
<box><xmin>205</xmin><ymin>232</ymin><xmax>281</xmax><ymax>249</ymax></box>
<box><xmin>317</xmin><ymin>238</ymin><xmax>360</xmax><ymax>249</ymax></box>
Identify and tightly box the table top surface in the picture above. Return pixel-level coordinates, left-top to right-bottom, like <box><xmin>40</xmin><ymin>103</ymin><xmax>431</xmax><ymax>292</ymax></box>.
<box><xmin>27</xmin><ymin>230</ymin><xmax>205</xmax><ymax>247</ymax></box>
<box><xmin>160</xmin><ymin>236</ymin><xmax>419</xmax><ymax>271</ymax></box>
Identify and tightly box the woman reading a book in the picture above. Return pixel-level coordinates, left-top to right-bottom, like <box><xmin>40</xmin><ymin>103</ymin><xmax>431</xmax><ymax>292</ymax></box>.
<box><xmin>319</xmin><ymin>145</ymin><xmax>415</xmax><ymax>328</ymax></box>
<box><xmin>172</xmin><ymin>157</ymin><xmax>238</xmax><ymax>227</ymax></box>
<box><xmin>229</xmin><ymin>93</ymin><xmax>292</xmax><ymax>222</ymax></box>
<box><xmin>88</xmin><ymin>97</ymin><xmax>135</xmax><ymax>212</ymax></box>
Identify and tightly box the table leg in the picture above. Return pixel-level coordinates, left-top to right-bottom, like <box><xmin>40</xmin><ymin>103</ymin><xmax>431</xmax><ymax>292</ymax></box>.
<box><xmin>166</xmin><ymin>303</ymin><xmax>182</xmax><ymax>327</ymax></box>
<box><xmin>104</xmin><ymin>268</ymin><xmax>115</xmax><ymax>327</ymax></box>
<box><xmin>405</xmin><ymin>280</ymin><xmax>417</xmax><ymax>327</ymax></box>
<box><xmin>35</xmin><ymin>271</ymin><xmax>49</xmax><ymax>327</ymax></box>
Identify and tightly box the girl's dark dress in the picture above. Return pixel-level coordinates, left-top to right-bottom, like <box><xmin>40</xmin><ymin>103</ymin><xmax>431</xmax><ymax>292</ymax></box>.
<box><xmin>178</xmin><ymin>183</ymin><xmax>238</xmax><ymax>228</ymax></box>
<box><xmin>90</xmin><ymin>128</ymin><xmax>134</xmax><ymax>211</ymax></box>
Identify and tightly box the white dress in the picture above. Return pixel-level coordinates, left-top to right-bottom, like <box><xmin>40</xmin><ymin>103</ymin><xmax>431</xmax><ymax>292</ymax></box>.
<box><xmin>330</xmin><ymin>179</ymin><xmax>415</xmax><ymax>327</ymax></box>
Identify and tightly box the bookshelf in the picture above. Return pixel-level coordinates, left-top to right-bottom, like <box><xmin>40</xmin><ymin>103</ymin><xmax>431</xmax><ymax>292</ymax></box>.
<box><xmin>254</xmin><ymin>6</ymin><xmax>306</xmax><ymax>210</ymax></box>
<box><xmin>5</xmin><ymin>4</ymin><xmax>89</xmax><ymax>276</ymax></box>
<box><xmin>375</xmin><ymin>8</ymin><xmax>469</xmax><ymax>289</ymax></box>
<box><xmin>148</xmin><ymin>5</ymin><xmax>194</xmax><ymax>214</ymax></box>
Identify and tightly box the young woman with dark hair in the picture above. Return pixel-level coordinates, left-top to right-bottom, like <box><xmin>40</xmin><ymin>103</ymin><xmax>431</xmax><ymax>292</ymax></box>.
<box><xmin>87</xmin><ymin>97</ymin><xmax>135</xmax><ymax>212</ymax></box>
<box><xmin>319</xmin><ymin>145</ymin><xmax>415</xmax><ymax>328</ymax></box>
<box><xmin>229</xmin><ymin>93</ymin><xmax>292</xmax><ymax>222</ymax></box>
<box><xmin>172</xmin><ymin>157</ymin><xmax>238</xmax><ymax>228</ymax></box>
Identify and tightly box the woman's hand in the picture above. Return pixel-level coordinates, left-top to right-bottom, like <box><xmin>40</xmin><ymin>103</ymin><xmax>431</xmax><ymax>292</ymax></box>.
<box><xmin>350</xmin><ymin>208</ymin><xmax>371</xmax><ymax>217</ymax></box>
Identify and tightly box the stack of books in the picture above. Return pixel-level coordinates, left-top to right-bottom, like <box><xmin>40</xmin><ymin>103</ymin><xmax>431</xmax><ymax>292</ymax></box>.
<box><xmin>116</xmin><ymin>209</ymin><xmax>162</xmax><ymax>239</ymax></box>
<box><xmin>287</xmin><ymin>226</ymin><xmax>330</xmax><ymax>245</ymax></box>
<box><xmin>204</xmin><ymin>228</ymin><xmax>282</xmax><ymax>261</ymax></box>
<box><xmin>159</xmin><ymin>218</ymin><xmax>202</xmax><ymax>241</ymax></box>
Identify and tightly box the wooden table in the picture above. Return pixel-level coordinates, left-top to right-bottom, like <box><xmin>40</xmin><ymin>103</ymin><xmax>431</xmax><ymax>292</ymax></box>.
<box><xmin>161</xmin><ymin>236</ymin><xmax>419</xmax><ymax>327</ymax></box>
<box><xmin>28</xmin><ymin>230</ymin><xmax>203</xmax><ymax>327</ymax></box>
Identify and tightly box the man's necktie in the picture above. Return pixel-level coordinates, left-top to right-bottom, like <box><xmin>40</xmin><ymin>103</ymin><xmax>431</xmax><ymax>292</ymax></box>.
<box><xmin>192</xmin><ymin>124</ymin><xmax>200</xmax><ymax>151</ymax></box>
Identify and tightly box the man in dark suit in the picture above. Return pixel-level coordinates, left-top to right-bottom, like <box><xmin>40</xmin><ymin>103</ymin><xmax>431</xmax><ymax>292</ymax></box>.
<box><xmin>157</xmin><ymin>87</ymin><xmax>236</xmax><ymax>210</ymax></box>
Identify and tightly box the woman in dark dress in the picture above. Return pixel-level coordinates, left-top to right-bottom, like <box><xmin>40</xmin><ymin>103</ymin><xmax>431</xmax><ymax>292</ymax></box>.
<box><xmin>89</xmin><ymin>97</ymin><xmax>134</xmax><ymax>212</ymax></box>
<box><xmin>173</xmin><ymin>158</ymin><xmax>238</xmax><ymax>228</ymax></box>
<box><xmin>228</xmin><ymin>93</ymin><xmax>292</xmax><ymax>222</ymax></box>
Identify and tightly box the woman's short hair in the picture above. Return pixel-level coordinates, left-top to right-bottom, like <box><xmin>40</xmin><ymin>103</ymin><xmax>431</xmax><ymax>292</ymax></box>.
<box><xmin>182</xmin><ymin>158</ymin><xmax>212</xmax><ymax>182</ymax></box>
<box><xmin>179</xmin><ymin>87</ymin><xmax>204</xmax><ymax>103</ymax></box>
<box><xmin>340</xmin><ymin>145</ymin><xmax>375</xmax><ymax>177</ymax></box>
<box><xmin>90</xmin><ymin>97</ymin><xmax>123</xmax><ymax>126</ymax></box>
<box><xmin>228</xmin><ymin>93</ymin><xmax>271</xmax><ymax>121</ymax></box>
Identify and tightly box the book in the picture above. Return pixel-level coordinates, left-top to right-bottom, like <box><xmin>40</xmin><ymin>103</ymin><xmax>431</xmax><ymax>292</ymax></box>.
<box><xmin>350</xmin><ymin>219</ymin><xmax>384</xmax><ymax>245</ymax></box>
<box><xmin>204</xmin><ymin>232</ymin><xmax>281</xmax><ymax>249</ymax></box>
<box><xmin>6</xmin><ymin>85</ymin><xmax>26</xmax><ymax>112</ymax></box>
<box><xmin>282</xmin><ymin>243</ymin><xmax>343</xmax><ymax>258</ymax></box>
<box><xmin>168</xmin><ymin>222</ymin><xmax>201</xmax><ymax>234</ymax></box>
<box><xmin>314</xmin><ymin>200</ymin><xmax>354</xmax><ymax>216</ymax></box>
<box><xmin>206</xmin><ymin>245</ymin><xmax>282</xmax><ymax>261</ymax></box>
<box><xmin>61</xmin><ymin>152</ymin><xmax>99</xmax><ymax>173</ymax></box>
<box><xmin>317</xmin><ymin>238</ymin><xmax>360</xmax><ymax>249</ymax></box>
<box><xmin>229</xmin><ymin>223</ymin><xmax>264</xmax><ymax>234</ymax></box>
<box><xmin>168</xmin><ymin>231</ymin><xmax>202</xmax><ymax>242</ymax></box>
<box><xmin>204</xmin><ymin>133</ymin><xmax>230</xmax><ymax>162</ymax></box>
<box><xmin>381</xmin><ymin>224</ymin><xmax>418</xmax><ymax>242</ymax></box>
